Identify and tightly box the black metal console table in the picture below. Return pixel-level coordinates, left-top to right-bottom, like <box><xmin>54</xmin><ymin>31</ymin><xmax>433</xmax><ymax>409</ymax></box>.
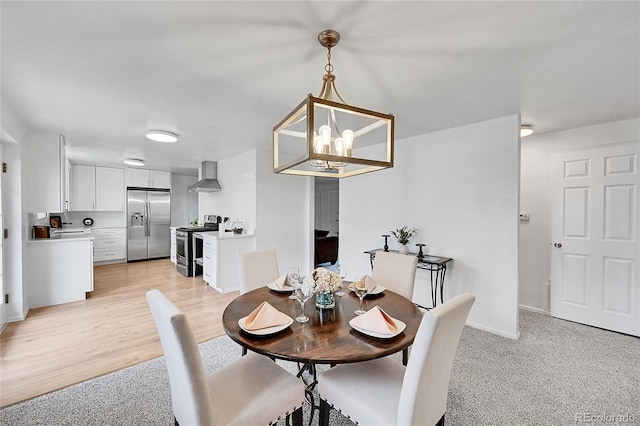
<box><xmin>364</xmin><ymin>249</ymin><xmax>453</xmax><ymax>309</ymax></box>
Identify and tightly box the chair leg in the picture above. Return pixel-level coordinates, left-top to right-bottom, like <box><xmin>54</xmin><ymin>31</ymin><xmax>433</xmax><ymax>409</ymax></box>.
<box><xmin>436</xmin><ymin>413</ymin><xmax>445</xmax><ymax>426</ymax></box>
<box><xmin>241</xmin><ymin>346</ymin><xmax>247</xmax><ymax>356</ymax></box>
<box><xmin>319</xmin><ymin>398</ymin><xmax>330</xmax><ymax>426</ymax></box>
<box><xmin>291</xmin><ymin>406</ymin><xmax>303</xmax><ymax>426</ymax></box>
<box><xmin>402</xmin><ymin>347</ymin><xmax>409</xmax><ymax>366</ymax></box>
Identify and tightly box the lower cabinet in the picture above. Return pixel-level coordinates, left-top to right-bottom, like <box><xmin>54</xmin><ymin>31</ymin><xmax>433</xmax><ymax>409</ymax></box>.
<box><xmin>93</xmin><ymin>228</ymin><xmax>126</xmax><ymax>263</ymax></box>
<box><xmin>202</xmin><ymin>235</ymin><xmax>255</xmax><ymax>293</ymax></box>
<box><xmin>27</xmin><ymin>238</ymin><xmax>94</xmax><ymax>308</ymax></box>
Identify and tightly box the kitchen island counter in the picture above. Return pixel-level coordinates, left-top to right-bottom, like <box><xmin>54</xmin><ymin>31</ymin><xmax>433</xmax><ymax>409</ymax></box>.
<box><xmin>28</xmin><ymin>234</ymin><xmax>94</xmax><ymax>242</ymax></box>
<box><xmin>26</xmin><ymin>236</ymin><xmax>94</xmax><ymax>308</ymax></box>
<box><xmin>202</xmin><ymin>231</ymin><xmax>255</xmax><ymax>240</ymax></box>
<box><xmin>200</xmin><ymin>232</ymin><xmax>255</xmax><ymax>293</ymax></box>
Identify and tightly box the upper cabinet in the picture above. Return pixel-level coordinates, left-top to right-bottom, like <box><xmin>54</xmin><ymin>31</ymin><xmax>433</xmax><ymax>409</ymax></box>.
<box><xmin>95</xmin><ymin>167</ymin><xmax>125</xmax><ymax>211</ymax></box>
<box><xmin>26</xmin><ymin>133</ymin><xmax>67</xmax><ymax>213</ymax></box>
<box><xmin>125</xmin><ymin>168</ymin><xmax>171</xmax><ymax>189</ymax></box>
<box><xmin>71</xmin><ymin>164</ymin><xmax>96</xmax><ymax>211</ymax></box>
<box><xmin>70</xmin><ymin>165</ymin><xmax>124</xmax><ymax>211</ymax></box>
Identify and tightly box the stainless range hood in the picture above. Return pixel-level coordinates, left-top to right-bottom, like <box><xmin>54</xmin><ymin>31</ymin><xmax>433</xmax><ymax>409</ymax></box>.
<box><xmin>188</xmin><ymin>161</ymin><xmax>222</xmax><ymax>192</ymax></box>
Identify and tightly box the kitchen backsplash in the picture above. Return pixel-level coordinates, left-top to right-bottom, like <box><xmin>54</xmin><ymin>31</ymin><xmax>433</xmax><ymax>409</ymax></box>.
<box><xmin>29</xmin><ymin>211</ymin><xmax>126</xmax><ymax>230</ymax></box>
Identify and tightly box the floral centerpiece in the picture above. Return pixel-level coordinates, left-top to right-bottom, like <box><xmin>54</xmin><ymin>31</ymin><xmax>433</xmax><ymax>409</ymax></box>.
<box><xmin>391</xmin><ymin>226</ymin><xmax>417</xmax><ymax>254</ymax></box>
<box><xmin>303</xmin><ymin>267</ymin><xmax>343</xmax><ymax>309</ymax></box>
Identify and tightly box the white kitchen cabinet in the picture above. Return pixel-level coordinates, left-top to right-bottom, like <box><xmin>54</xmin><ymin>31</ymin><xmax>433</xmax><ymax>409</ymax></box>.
<box><xmin>150</xmin><ymin>170</ymin><xmax>171</xmax><ymax>189</ymax></box>
<box><xmin>71</xmin><ymin>165</ymin><xmax>125</xmax><ymax>211</ymax></box>
<box><xmin>26</xmin><ymin>237</ymin><xmax>94</xmax><ymax>308</ymax></box>
<box><xmin>125</xmin><ymin>168</ymin><xmax>171</xmax><ymax>189</ymax></box>
<box><xmin>71</xmin><ymin>164</ymin><xmax>96</xmax><ymax>211</ymax></box>
<box><xmin>95</xmin><ymin>167</ymin><xmax>125</xmax><ymax>211</ymax></box>
<box><xmin>93</xmin><ymin>228</ymin><xmax>126</xmax><ymax>263</ymax></box>
<box><xmin>202</xmin><ymin>234</ymin><xmax>255</xmax><ymax>293</ymax></box>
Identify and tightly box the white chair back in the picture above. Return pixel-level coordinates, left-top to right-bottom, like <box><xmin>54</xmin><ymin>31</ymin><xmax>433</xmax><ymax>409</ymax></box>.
<box><xmin>372</xmin><ymin>251</ymin><xmax>418</xmax><ymax>300</ymax></box>
<box><xmin>397</xmin><ymin>293</ymin><xmax>475</xmax><ymax>425</ymax></box>
<box><xmin>237</xmin><ymin>249</ymin><xmax>280</xmax><ymax>294</ymax></box>
<box><xmin>146</xmin><ymin>289</ymin><xmax>214</xmax><ymax>425</ymax></box>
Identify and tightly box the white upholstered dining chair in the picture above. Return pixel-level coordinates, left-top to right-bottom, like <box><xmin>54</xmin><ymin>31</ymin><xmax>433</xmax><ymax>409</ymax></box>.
<box><xmin>237</xmin><ymin>249</ymin><xmax>280</xmax><ymax>294</ymax></box>
<box><xmin>317</xmin><ymin>293</ymin><xmax>475</xmax><ymax>426</ymax></box>
<box><xmin>372</xmin><ymin>251</ymin><xmax>419</xmax><ymax>365</ymax></box>
<box><xmin>372</xmin><ymin>251</ymin><xmax>418</xmax><ymax>301</ymax></box>
<box><xmin>146</xmin><ymin>289</ymin><xmax>305</xmax><ymax>426</ymax></box>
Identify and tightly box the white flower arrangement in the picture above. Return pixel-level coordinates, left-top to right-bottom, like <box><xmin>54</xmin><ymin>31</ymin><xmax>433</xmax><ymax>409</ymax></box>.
<box><xmin>303</xmin><ymin>267</ymin><xmax>343</xmax><ymax>294</ymax></box>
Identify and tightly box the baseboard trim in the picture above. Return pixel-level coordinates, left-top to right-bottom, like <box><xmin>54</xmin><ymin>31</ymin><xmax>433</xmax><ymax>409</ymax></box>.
<box><xmin>519</xmin><ymin>304</ymin><xmax>550</xmax><ymax>315</ymax></box>
<box><xmin>466</xmin><ymin>321</ymin><xmax>520</xmax><ymax>340</ymax></box>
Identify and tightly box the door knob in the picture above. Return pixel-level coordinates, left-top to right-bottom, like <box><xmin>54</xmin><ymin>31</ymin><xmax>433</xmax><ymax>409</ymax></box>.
<box><xmin>554</xmin><ymin>242</ymin><xmax>562</xmax><ymax>248</ymax></box>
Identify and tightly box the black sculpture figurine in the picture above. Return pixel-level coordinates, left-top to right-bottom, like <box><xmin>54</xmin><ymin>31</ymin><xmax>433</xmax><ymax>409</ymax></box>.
<box><xmin>416</xmin><ymin>243</ymin><xmax>426</xmax><ymax>260</ymax></box>
<box><xmin>382</xmin><ymin>234</ymin><xmax>390</xmax><ymax>252</ymax></box>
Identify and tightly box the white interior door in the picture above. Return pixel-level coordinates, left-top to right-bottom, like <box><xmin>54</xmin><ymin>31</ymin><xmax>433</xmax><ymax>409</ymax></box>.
<box><xmin>319</xmin><ymin>190</ymin><xmax>339</xmax><ymax>235</ymax></box>
<box><xmin>551</xmin><ymin>142</ymin><xmax>639</xmax><ymax>336</ymax></box>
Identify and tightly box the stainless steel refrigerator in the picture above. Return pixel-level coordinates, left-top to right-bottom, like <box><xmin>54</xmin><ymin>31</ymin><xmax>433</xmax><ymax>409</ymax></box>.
<box><xmin>127</xmin><ymin>189</ymin><xmax>171</xmax><ymax>261</ymax></box>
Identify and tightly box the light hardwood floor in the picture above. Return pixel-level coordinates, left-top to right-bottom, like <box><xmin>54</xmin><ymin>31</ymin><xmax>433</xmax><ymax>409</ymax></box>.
<box><xmin>0</xmin><ymin>259</ymin><xmax>237</xmax><ymax>408</ymax></box>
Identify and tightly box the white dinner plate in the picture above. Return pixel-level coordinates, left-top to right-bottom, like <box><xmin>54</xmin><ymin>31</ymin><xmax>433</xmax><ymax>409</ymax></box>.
<box><xmin>347</xmin><ymin>283</ymin><xmax>386</xmax><ymax>296</ymax></box>
<box><xmin>349</xmin><ymin>317</ymin><xmax>406</xmax><ymax>339</ymax></box>
<box><xmin>238</xmin><ymin>315</ymin><xmax>294</xmax><ymax>336</ymax></box>
<box><xmin>266</xmin><ymin>282</ymin><xmax>295</xmax><ymax>292</ymax></box>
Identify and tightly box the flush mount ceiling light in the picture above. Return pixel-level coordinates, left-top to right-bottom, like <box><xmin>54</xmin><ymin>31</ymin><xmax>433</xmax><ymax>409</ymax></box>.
<box><xmin>123</xmin><ymin>158</ymin><xmax>145</xmax><ymax>166</ymax></box>
<box><xmin>273</xmin><ymin>29</ymin><xmax>394</xmax><ymax>178</ymax></box>
<box><xmin>520</xmin><ymin>125</ymin><xmax>534</xmax><ymax>137</ymax></box>
<box><xmin>146</xmin><ymin>130</ymin><xmax>178</xmax><ymax>143</ymax></box>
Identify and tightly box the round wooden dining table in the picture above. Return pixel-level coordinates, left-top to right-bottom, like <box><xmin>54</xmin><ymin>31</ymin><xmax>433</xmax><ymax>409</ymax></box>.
<box><xmin>222</xmin><ymin>285</ymin><xmax>423</xmax><ymax>364</ymax></box>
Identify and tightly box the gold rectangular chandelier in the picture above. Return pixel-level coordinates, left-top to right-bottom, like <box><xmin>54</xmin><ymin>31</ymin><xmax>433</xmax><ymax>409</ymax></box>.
<box><xmin>273</xmin><ymin>30</ymin><xmax>394</xmax><ymax>178</ymax></box>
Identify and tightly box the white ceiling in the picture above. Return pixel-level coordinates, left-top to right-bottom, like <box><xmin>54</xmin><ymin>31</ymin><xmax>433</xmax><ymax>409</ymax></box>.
<box><xmin>2</xmin><ymin>1</ymin><xmax>638</xmax><ymax>175</ymax></box>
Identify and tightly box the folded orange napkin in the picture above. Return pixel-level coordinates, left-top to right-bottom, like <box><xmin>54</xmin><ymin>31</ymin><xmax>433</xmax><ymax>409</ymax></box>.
<box><xmin>349</xmin><ymin>275</ymin><xmax>377</xmax><ymax>292</ymax></box>
<box><xmin>350</xmin><ymin>306</ymin><xmax>399</xmax><ymax>335</ymax></box>
<box><xmin>243</xmin><ymin>301</ymin><xmax>291</xmax><ymax>330</ymax></box>
<box><xmin>273</xmin><ymin>274</ymin><xmax>290</xmax><ymax>289</ymax></box>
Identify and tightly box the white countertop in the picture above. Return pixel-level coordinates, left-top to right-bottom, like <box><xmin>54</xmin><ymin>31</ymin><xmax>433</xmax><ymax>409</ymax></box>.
<box><xmin>29</xmin><ymin>233</ymin><xmax>94</xmax><ymax>243</ymax></box>
<box><xmin>202</xmin><ymin>231</ymin><xmax>255</xmax><ymax>240</ymax></box>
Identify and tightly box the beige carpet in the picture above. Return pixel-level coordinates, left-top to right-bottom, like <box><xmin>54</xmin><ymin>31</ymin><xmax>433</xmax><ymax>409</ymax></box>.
<box><xmin>1</xmin><ymin>310</ymin><xmax>638</xmax><ymax>425</ymax></box>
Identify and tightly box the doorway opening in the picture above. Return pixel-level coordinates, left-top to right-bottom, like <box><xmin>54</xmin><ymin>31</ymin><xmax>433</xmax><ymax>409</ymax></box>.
<box><xmin>314</xmin><ymin>177</ymin><xmax>339</xmax><ymax>268</ymax></box>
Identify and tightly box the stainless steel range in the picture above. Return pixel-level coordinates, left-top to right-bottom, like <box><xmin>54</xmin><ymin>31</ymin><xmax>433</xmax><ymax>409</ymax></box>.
<box><xmin>175</xmin><ymin>215</ymin><xmax>222</xmax><ymax>277</ymax></box>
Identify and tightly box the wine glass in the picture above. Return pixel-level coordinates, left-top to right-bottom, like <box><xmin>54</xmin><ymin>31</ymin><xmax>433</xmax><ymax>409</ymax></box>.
<box><xmin>294</xmin><ymin>283</ymin><xmax>314</xmax><ymax>323</ymax></box>
<box><xmin>353</xmin><ymin>276</ymin><xmax>369</xmax><ymax>315</ymax></box>
<box><xmin>335</xmin><ymin>264</ymin><xmax>347</xmax><ymax>297</ymax></box>
<box><xmin>288</xmin><ymin>267</ymin><xmax>300</xmax><ymax>300</ymax></box>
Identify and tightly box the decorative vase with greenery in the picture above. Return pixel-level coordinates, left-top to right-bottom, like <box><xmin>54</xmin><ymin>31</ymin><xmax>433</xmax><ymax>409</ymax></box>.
<box><xmin>391</xmin><ymin>226</ymin><xmax>417</xmax><ymax>255</ymax></box>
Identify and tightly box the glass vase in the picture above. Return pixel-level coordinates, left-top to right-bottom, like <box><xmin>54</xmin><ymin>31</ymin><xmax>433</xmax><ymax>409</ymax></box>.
<box><xmin>315</xmin><ymin>291</ymin><xmax>336</xmax><ymax>309</ymax></box>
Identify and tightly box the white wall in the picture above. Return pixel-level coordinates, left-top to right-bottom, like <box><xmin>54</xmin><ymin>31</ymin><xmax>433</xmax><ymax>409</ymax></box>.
<box><xmin>340</xmin><ymin>115</ymin><xmax>521</xmax><ymax>339</ymax></box>
<box><xmin>198</xmin><ymin>150</ymin><xmax>257</xmax><ymax>232</ymax></box>
<box><xmin>1</xmin><ymin>99</ymin><xmax>28</xmax><ymax>322</ymax></box>
<box><xmin>170</xmin><ymin>174</ymin><xmax>197</xmax><ymax>226</ymax></box>
<box><xmin>255</xmin><ymin>146</ymin><xmax>313</xmax><ymax>276</ymax></box>
<box><xmin>519</xmin><ymin>118</ymin><xmax>640</xmax><ymax>312</ymax></box>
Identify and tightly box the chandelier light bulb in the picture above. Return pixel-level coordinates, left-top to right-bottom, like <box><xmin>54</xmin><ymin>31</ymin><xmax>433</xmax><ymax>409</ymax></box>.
<box><xmin>334</xmin><ymin>137</ymin><xmax>344</xmax><ymax>156</ymax></box>
<box><xmin>342</xmin><ymin>129</ymin><xmax>354</xmax><ymax>149</ymax></box>
<box><xmin>319</xmin><ymin>125</ymin><xmax>331</xmax><ymax>145</ymax></box>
